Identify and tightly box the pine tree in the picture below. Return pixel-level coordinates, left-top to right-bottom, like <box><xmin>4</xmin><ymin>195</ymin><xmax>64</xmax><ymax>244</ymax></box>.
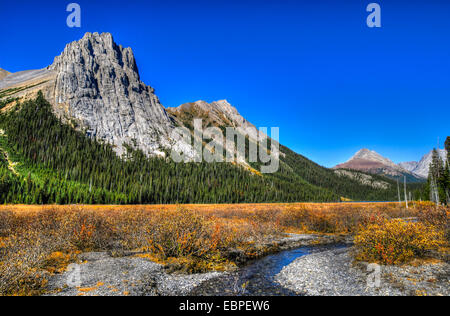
<box><xmin>427</xmin><ymin>146</ymin><xmax>450</xmax><ymax>205</ymax></box>
<box><xmin>444</xmin><ymin>136</ymin><xmax>450</xmax><ymax>204</ymax></box>
<box><xmin>445</xmin><ymin>137</ymin><xmax>450</xmax><ymax>163</ymax></box>
<box><xmin>0</xmin><ymin>93</ymin><xmax>412</xmax><ymax>204</ymax></box>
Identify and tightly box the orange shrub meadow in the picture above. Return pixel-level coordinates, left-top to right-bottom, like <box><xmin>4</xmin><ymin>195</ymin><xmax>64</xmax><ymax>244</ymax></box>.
<box><xmin>354</xmin><ymin>219</ymin><xmax>445</xmax><ymax>265</ymax></box>
<box><xmin>0</xmin><ymin>202</ymin><xmax>447</xmax><ymax>295</ymax></box>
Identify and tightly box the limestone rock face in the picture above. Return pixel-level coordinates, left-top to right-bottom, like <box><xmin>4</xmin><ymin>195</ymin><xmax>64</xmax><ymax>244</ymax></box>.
<box><xmin>49</xmin><ymin>32</ymin><xmax>175</xmax><ymax>156</ymax></box>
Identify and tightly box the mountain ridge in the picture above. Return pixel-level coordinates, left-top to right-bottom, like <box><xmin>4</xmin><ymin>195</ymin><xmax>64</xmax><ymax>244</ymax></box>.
<box><xmin>399</xmin><ymin>148</ymin><xmax>447</xmax><ymax>178</ymax></box>
<box><xmin>334</xmin><ymin>149</ymin><xmax>424</xmax><ymax>182</ymax></box>
<box><xmin>0</xmin><ymin>32</ymin><xmax>417</xmax><ymax>203</ymax></box>
<box><xmin>0</xmin><ymin>32</ymin><xmax>186</xmax><ymax>158</ymax></box>
<box><xmin>167</xmin><ymin>99</ymin><xmax>255</xmax><ymax>131</ymax></box>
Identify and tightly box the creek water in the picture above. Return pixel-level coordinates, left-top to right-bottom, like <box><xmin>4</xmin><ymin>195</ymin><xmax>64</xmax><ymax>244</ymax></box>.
<box><xmin>189</xmin><ymin>246</ymin><xmax>323</xmax><ymax>296</ymax></box>
<box><xmin>190</xmin><ymin>244</ymin><xmax>348</xmax><ymax>296</ymax></box>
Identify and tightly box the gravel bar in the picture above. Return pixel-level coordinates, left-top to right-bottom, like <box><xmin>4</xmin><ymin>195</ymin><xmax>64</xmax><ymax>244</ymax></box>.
<box><xmin>275</xmin><ymin>247</ymin><xmax>449</xmax><ymax>296</ymax></box>
<box><xmin>46</xmin><ymin>252</ymin><xmax>221</xmax><ymax>296</ymax></box>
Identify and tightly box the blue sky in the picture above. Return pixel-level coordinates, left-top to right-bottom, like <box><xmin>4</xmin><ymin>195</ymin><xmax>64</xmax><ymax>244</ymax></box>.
<box><xmin>0</xmin><ymin>0</ymin><xmax>449</xmax><ymax>167</ymax></box>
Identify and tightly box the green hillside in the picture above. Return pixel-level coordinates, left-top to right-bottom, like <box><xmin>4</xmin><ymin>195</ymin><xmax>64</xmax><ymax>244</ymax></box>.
<box><xmin>0</xmin><ymin>93</ymin><xmax>419</xmax><ymax>204</ymax></box>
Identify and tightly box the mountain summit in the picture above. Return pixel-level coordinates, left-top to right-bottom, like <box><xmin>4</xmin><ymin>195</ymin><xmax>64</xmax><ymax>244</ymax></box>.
<box><xmin>399</xmin><ymin>149</ymin><xmax>447</xmax><ymax>179</ymax></box>
<box><xmin>0</xmin><ymin>32</ymin><xmax>183</xmax><ymax>157</ymax></box>
<box><xmin>334</xmin><ymin>149</ymin><xmax>422</xmax><ymax>182</ymax></box>
<box><xmin>348</xmin><ymin>149</ymin><xmax>398</xmax><ymax>168</ymax></box>
<box><xmin>49</xmin><ymin>32</ymin><xmax>177</xmax><ymax>156</ymax></box>
<box><xmin>0</xmin><ymin>32</ymin><xmax>410</xmax><ymax>203</ymax></box>
<box><xmin>167</xmin><ymin>100</ymin><xmax>256</xmax><ymax>133</ymax></box>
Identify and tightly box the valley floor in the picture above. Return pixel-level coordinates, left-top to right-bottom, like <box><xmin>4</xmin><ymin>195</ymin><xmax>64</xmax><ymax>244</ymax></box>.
<box><xmin>0</xmin><ymin>202</ymin><xmax>448</xmax><ymax>296</ymax></box>
<box><xmin>46</xmin><ymin>237</ymin><xmax>449</xmax><ymax>297</ymax></box>
<box><xmin>276</xmin><ymin>246</ymin><xmax>449</xmax><ymax>296</ymax></box>
<box><xmin>0</xmin><ymin>201</ymin><xmax>411</xmax><ymax>213</ymax></box>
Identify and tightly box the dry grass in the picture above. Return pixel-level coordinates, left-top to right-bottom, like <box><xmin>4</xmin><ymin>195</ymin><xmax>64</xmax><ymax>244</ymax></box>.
<box><xmin>0</xmin><ymin>202</ymin><xmax>446</xmax><ymax>296</ymax></box>
<box><xmin>0</xmin><ymin>201</ymin><xmax>423</xmax><ymax>214</ymax></box>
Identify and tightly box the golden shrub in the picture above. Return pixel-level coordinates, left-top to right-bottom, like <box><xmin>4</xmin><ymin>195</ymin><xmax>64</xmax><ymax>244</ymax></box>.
<box><xmin>354</xmin><ymin>219</ymin><xmax>445</xmax><ymax>265</ymax></box>
<box><xmin>0</xmin><ymin>202</ymin><xmax>443</xmax><ymax>295</ymax></box>
<box><xmin>147</xmin><ymin>208</ymin><xmax>222</xmax><ymax>259</ymax></box>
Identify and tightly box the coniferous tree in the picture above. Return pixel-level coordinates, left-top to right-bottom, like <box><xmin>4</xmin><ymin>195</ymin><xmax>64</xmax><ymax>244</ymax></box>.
<box><xmin>427</xmin><ymin>146</ymin><xmax>450</xmax><ymax>205</ymax></box>
<box><xmin>446</xmin><ymin>137</ymin><xmax>450</xmax><ymax>163</ymax></box>
<box><xmin>0</xmin><ymin>93</ymin><xmax>414</xmax><ymax>204</ymax></box>
<box><xmin>444</xmin><ymin>137</ymin><xmax>450</xmax><ymax>203</ymax></box>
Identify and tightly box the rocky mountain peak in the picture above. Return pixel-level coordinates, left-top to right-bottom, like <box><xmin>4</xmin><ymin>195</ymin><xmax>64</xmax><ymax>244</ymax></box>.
<box><xmin>51</xmin><ymin>32</ymin><xmax>140</xmax><ymax>81</ymax></box>
<box><xmin>398</xmin><ymin>161</ymin><xmax>419</xmax><ymax>172</ymax></box>
<box><xmin>400</xmin><ymin>148</ymin><xmax>447</xmax><ymax>179</ymax></box>
<box><xmin>349</xmin><ymin>148</ymin><xmax>397</xmax><ymax>168</ymax></box>
<box><xmin>48</xmin><ymin>32</ymin><xmax>175</xmax><ymax>156</ymax></box>
<box><xmin>335</xmin><ymin>148</ymin><xmax>423</xmax><ymax>182</ymax></box>
<box><xmin>168</xmin><ymin>99</ymin><xmax>255</xmax><ymax>132</ymax></box>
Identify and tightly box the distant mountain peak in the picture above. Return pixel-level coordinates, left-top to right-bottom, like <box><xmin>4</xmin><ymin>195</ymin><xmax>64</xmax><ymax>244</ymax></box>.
<box><xmin>348</xmin><ymin>148</ymin><xmax>397</xmax><ymax>168</ymax></box>
<box><xmin>335</xmin><ymin>148</ymin><xmax>423</xmax><ymax>182</ymax></box>
<box><xmin>399</xmin><ymin>148</ymin><xmax>447</xmax><ymax>178</ymax></box>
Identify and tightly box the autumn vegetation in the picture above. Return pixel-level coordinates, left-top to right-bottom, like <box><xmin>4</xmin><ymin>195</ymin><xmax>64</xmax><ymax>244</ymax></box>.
<box><xmin>0</xmin><ymin>202</ymin><xmax>447</xmax><ymax>296</ymax></box>
<box><xmin>354</xmin><ymin>204</ymin><xmax>448</xmax><ymax>265</ymax></box>
<box><xmin>0</xmin><ymin>94</ymin><xmax>419</xmax><ymax>206</ymax></box>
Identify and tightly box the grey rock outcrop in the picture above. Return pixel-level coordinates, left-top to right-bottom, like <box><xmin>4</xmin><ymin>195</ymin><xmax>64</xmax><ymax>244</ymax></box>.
<box><xmin>1</xmin><ymin>33</ymin><xmax>259</xmax><ymax>161</ymax></box>
<box><xmin>398</xmin><ymin>161</ymin><xmax>419</xmax><ymax>173</ymax></box>
<box><xmin>49</xmin><ymin>32</ymin><xmax>175</xmax><ymax>156</ymax></box>
<box><xmin>168</xmin><ymin>100</ymin><xmax>256</xmax><ymax>131</ymax></box>
<box><xmin>400</xmin><ymin>149</ymin><xmax>447</xmax><ymax>179</ymax></box>
<box><xmin>167</xmin><ymin>99</ymin><xmax>266</xmax><ymax>146</ymax></box>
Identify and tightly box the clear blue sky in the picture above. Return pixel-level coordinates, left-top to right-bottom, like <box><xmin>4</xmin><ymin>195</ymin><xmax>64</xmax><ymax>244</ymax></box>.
<box><xmin>1</xmin><ymin>0</ymin><xmax>449</xmax><ymax>167</ymax></box>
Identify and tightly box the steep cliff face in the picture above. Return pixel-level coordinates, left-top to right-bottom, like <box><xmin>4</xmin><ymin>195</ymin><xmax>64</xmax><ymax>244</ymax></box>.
<box><xmin>1</xmin><ymin>33</ymin><xmax>268</xmax><ymax>161</ymax></box>
<box><xmin>49</xmin><ymin>32</ymin><xmax>175</xmax><ymax>156</ymax></box>
<box><xmin>0</xmin><ymin>33</ymin><xmax>409</xmax><ymax>201</ymax></box>
<box><xmin>0</xmin><ymin>32</ymin><xmax>198</xmax><ymax>158</ymax></box>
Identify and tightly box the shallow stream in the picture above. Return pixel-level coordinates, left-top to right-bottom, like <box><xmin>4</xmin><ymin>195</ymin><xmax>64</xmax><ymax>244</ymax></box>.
<box><xmin>189</xmin><ymin>245</ymin><xmax>344</xmax><ymax>296</ymax></box>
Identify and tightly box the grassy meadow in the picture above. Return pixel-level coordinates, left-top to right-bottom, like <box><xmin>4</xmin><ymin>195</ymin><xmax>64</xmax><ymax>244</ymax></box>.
<box><xmin>0</xmin><ymin>202</ymin><xmax>448</xmax><ymax>296</ymax></box>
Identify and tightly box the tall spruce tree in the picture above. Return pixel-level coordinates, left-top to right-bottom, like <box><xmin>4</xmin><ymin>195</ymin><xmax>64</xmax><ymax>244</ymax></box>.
<box><xmin>444</xmin><ymin>137</ymin><xmax>450</xmax><ymax>203</ymax></box>
<box><xmin>428</xmin><ymin>149</ymin><xmax>444</xmax><ymax>203</ymax></box>
<box><xmin>445</xmin><ymin>136</ymin><xmax>450</xmax><ymax>165</ymax></box>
